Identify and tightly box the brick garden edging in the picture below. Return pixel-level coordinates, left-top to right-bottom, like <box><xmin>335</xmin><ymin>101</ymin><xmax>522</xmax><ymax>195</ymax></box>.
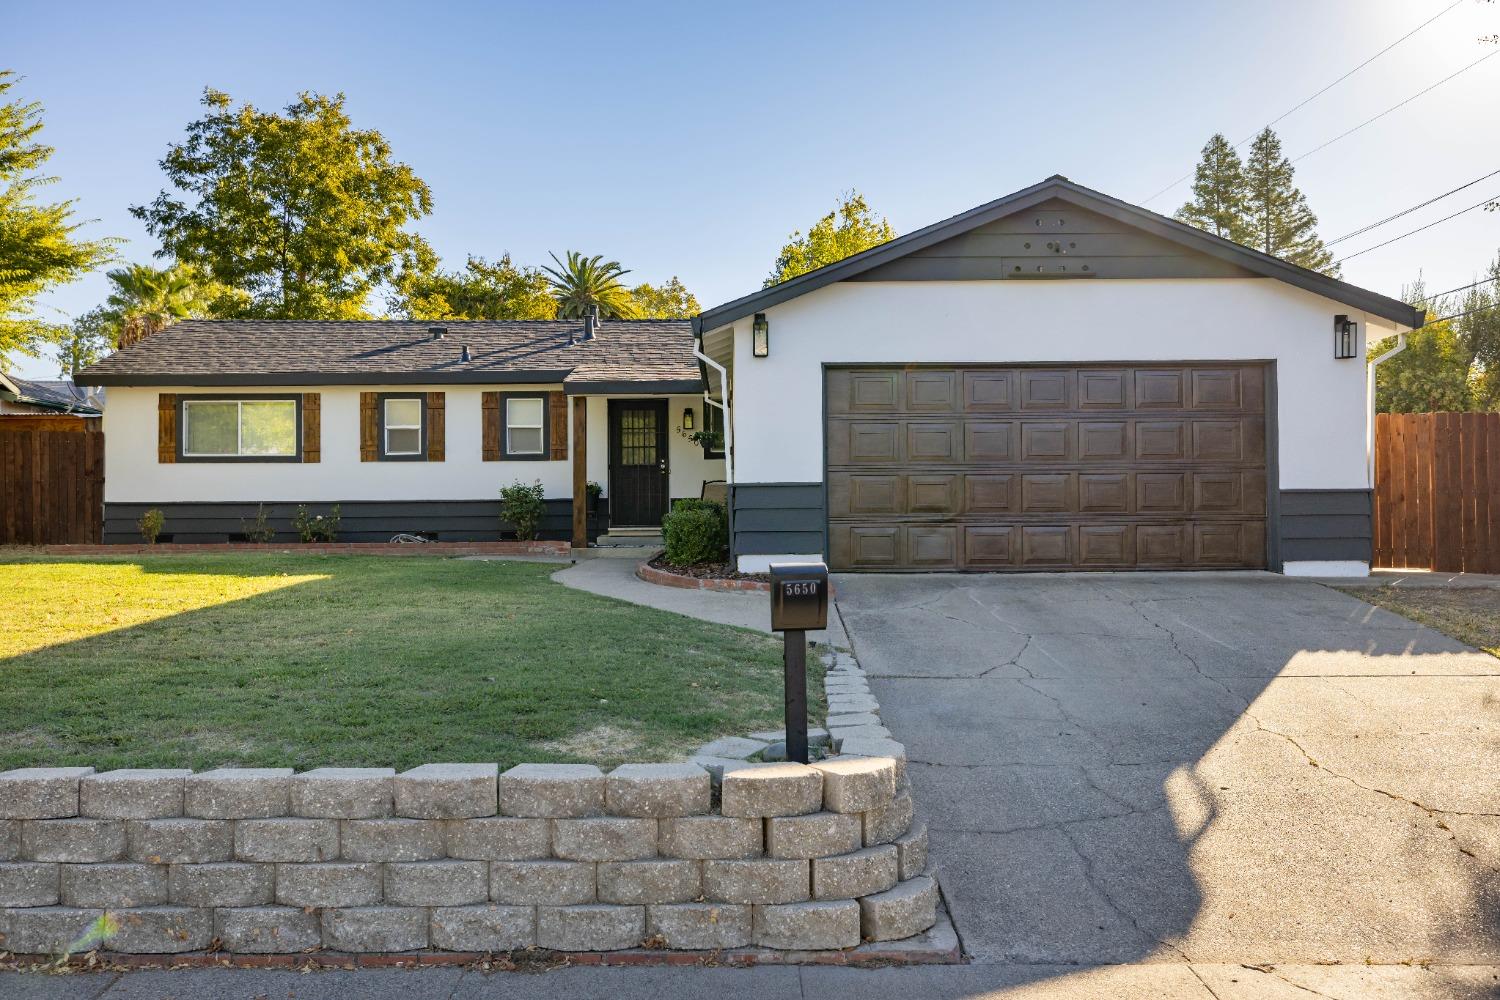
<box><xmin>5</xmin><ymin>541</ymin><xmax>573</xmax><ymax>558</ymax></box>
<box><xmin>635</xmin><ymin>561</ymin><xmax>771</xmax><ymax>593</ymax></box>
<box><xmin>0</xmin><ymin>756</ymin><xmax>936</xmax><ymax>960</ymax></box>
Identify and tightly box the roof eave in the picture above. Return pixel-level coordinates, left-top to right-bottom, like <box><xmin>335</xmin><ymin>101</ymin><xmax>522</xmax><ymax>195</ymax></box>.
<box><xmin>78</xmin><ymin>370</ymin><xmax>577</xmax><ymax>388</ymax></box>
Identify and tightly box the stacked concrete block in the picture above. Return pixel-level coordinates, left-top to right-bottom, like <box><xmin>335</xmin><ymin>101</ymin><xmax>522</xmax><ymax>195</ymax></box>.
<box><xmin>0</xmin><ymin>744</ymin><xmax>935</xmax><ymax>957</ymax></box>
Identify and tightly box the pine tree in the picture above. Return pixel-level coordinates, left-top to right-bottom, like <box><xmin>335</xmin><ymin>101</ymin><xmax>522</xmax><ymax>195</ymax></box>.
<box><xmin>1174</xmin><ymin>134</ymin><xmax>1250</xmax><ymax>242</ymax></box>
<box><xmin>1242</xmin><ymin>128</ymin><xmax>1339</xmax><ymax>276</ymax></box>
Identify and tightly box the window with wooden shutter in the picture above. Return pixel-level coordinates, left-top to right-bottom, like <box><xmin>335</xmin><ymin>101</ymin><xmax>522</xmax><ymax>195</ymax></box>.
<box><xmin>425</xmin><ymin>392</ymin><xmax>445</xmax><ymax>461</ymax></box>
<box><xmin>549</xmin><ymin>391</ymin><xmax>568</xmax><ymax>461</ymax></box>
<box><xmin>158</xmin><ymin>393</ymin><xmax>177</xmax><ymax>463</ymax></box>
<box><xmin>360</xmin><ymin>392</ymin><xmax>378</xmax><ymax>461</ymax></box>
<box><xmin>302</xmin><ymin>393</ymin><xmax>321</xmax><ymax>463</ymax></box>
<box><xmin>482</xmin><ymin>391</ymin><xmax>501</xmax><ymax>461</ymax></box>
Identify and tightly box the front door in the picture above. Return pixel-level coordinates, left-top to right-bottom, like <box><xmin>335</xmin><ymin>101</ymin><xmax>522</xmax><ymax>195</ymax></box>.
<box><xmin>608</xmin><ymin>400</ymin><xmax>670</xmax><ymax>527</ymax></box>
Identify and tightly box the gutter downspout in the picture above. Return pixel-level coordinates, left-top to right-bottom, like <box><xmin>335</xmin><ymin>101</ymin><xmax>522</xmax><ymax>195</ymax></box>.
<box><xmin>1367</xmin><ymin>327</ymin><xmax>1409</xmax><ymax>487</ymax></box>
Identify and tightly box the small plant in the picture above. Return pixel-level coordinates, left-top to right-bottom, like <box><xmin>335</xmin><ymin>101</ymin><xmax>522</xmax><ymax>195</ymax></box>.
<box><xmin>241</xmin><ymin>504</ymin><xmax>276</xmax><ymax>543</ymax></box>
<box><xmin>586</xmin><ymin>480</ymin><xmax>603</xmax><ymax>504</ymax></box>
<box><xmin>292</xmin><ymin>504</ymin><xmax>341</xmax><ymax>543</ymax></box>
<box><xmin>137</xmin><ymin>508</ymin><xmax>164</xmax><ymax>544</ymax></box>
<box><xmin>662</xmin><ymin>498</ymin><xmax>729</xmax><ymax>566</ymax></box>
<box><xmin>686</xmin><ymin>427</ymin><xmax>724</xmax><ymax>452</ymax></box>
<box><xmin>500</xmin><ymin>480</ymin><xmax>547</xmax><ymax>541</ymax></box>
<box><xmin>47</xmin><ymin>911</ymin><xmax>118</xmax><ymax>969</ymax></box>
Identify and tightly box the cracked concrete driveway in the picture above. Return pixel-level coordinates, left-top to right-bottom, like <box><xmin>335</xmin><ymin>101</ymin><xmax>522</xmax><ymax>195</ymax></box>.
<box><xmin>834</xmin><ymin>571</ymin><xmax>1500</xmax><ymax>980</ymax></box>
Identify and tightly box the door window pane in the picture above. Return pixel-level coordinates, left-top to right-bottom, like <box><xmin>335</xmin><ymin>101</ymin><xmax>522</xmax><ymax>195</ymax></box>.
<box><xmin>184</xmin><ymin>401</ymin><xmax>241</xmax><ymax>455</ymax></box>
<box><xmin>240</xmin><ymin>400</ymin><xmax>297</xmax><ymax>456</ymax></box>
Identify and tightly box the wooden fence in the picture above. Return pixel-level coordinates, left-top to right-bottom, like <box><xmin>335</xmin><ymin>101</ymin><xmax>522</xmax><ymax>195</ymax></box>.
<box><xmin>1374</xmin><ymin>412</ymin><xmax>1500</xmax><ymax>573</ymax></box>
<box><xmin>0</xmin><ymin>428</ymin><xmax>105</xmax><ymax>545</ymax></box>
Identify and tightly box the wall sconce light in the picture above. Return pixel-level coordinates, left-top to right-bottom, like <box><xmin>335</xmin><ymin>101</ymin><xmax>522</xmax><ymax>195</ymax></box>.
<box><xmin>1334</xmin><ymin>315</ymin><xmax>1357</xmax><ymax>359</ymax></box>
<box><xmin>752</xmin><ymin>313</ymin><xmax>769</xmax><ymax>358</ymax></box>
<box><xmin>682</xmin><ymin>406</ymin><xmax>695</xmax><ymax>431</ymax></box>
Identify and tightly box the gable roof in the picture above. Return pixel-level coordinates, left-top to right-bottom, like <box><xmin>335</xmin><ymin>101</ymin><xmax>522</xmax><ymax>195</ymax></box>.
<box><xmin>76</xmin><ymin>319</ymin><xmax>703</xmax><ymax>394</ymax></box>
<box><xmin>0</xmin><ymin>373</ymin><xmax>102</xmax><ymax>414</ymax></box>
<box><xmin>695</xmin><ymin>176</ymin><xmax>1424</xmax><ymax>332</ymax></box>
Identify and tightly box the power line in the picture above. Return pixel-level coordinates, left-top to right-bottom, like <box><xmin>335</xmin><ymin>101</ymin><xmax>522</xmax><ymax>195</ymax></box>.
<box><xmin>1428</xmin><ymin>274</ymin><xmax>1499</xmax><ymax>301</ymax></box>
<box><xmin>1417</xmin><ymin>299</ymin><xmax>1500</xmax><ymax>329</ymax></box>
<box><xmin>1141</xmin><ymin>0</ymin><xmax>1466</xmax><ymax>205</ymax></box>
<box><xmin>1291</xmin><ymin>49</ymin><xmax>1500</xmax><ymax>164</ymax></box>
<box><xmin>1326</xmin><ymin>168</ymin><xmax>1500</xmax><ymax>246</ymax></box>
<box><xmin>1334</xmin><ymin>192</ymin><xmax>1500</xmax><ymax>264</ymax></box>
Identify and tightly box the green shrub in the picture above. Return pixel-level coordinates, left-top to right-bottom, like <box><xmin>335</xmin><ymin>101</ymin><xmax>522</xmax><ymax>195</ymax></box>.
<box><xmin>292</xmin><ymin>504</ymin><xmax>340</xmax><ymax>542</ymax></box>
<box><xmin>241</xmin><ymin>504</ymin><xmax>276</xmax><ymax>543</ymax></box>
<box><xmin>662</xmin><ymin>499</ymin><xmax>728</xmax><ymax>566</ymax></box>
<box><xmin>137</xmin><ymin>508</ymin><xmax>164</xmax><ymax>544</ymax></box>
<box><xmin>500</xmin><ymin>480</ymin><xmax>547</xmax><ymax>541</ymax></box>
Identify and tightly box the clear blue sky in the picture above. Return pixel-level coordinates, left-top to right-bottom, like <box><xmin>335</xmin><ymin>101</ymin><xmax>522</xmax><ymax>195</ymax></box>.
<box><xmin>8</xmin><ymin>0</ymin><xmax>1499</xmax><ymax>378</ymax></box>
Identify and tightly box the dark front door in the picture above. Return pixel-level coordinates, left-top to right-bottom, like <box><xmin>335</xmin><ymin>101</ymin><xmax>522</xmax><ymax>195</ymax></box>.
<box><xmin>609</xmin><ymin>400</ymin><xmax>670</xmax><ymax>527</ymax></box>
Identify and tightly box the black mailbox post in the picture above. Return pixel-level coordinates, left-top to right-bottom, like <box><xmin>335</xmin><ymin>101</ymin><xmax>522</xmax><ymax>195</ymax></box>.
<box><xmin>769</xmin><ymin>562</ymin><xmax>829</xmax><ymax>765</ymax></box>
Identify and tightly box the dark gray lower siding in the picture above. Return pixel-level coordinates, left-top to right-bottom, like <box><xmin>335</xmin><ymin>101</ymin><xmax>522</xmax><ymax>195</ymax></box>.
<box><xmin>103</xmin><ymin>499</ymin><xmax>608</xmax><ymax>544</ymax></box>
<box><xmin>1278</xmin><ymin>490</ymin><xmax>1372</xmax><ymax>563</ymax></box>
<box><xmin>729</xmin><ymin>483</ymin><xmax>826</xmax><ymax>559</ymax></box>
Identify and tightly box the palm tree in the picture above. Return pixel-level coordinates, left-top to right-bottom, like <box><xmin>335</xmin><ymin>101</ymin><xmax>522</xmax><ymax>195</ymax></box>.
<box><xmin>106</xmin><ymin>263</ymin><xmax>218</xmax><ymax>347</ymax></box>
<box><xmin>541</xmin><ymin>251</ymin><xmax>640</xmax><ymax>319</ymax></box>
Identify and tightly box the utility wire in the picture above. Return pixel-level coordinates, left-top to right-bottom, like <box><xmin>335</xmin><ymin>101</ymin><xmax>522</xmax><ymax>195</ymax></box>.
<box><xmin>1141</xmin><ymin>0</ymin><xmax>1466</xmax><ymax>205</ymax></box>
<box><xmin>1326</xmin><ymin>168</ymin><xmax>1500</xmax><ymax>246</ymax></box>
<box><xmin>1416</xmin><ymin>299</ymin><xmax>1500</xmax><ymax>329</ymax></box>
<box><xmin>1291</xmin><ymin>49</ymin><xmax>1500</xmax><ymax>164</ymax></box>
<box><xmin>1428</xmin><ymin>274</ymin><xmax>1499</xmax><ymax>301</ymax></box>
<box><xmin>1334</xmin><ymin>193</ymin><xmax>1500</xmax><ymax>264</ymax></box>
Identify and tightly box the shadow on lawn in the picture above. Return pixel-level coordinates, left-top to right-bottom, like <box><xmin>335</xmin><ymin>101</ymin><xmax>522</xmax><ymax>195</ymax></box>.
<box><xmin>0</xmin><ymin>554</ymin><xmax>786</xmax><ymax>773</ymax></box>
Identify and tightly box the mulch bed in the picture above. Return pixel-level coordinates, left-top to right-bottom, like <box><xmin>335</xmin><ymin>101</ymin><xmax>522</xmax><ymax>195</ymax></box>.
<box><xmin>647</xmin><ymin>555</ymin><xmax>770</xmax><ymax>583</ymax></box>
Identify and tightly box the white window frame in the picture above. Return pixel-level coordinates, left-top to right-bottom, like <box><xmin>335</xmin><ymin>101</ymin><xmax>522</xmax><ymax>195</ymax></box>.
<box><xmin>382</xmin><ymin>396</ymin><xmax>425</xmax><ymax>458</ymax></box>
<box><xmin>504</xmin><ymin>395</ymin><xmax>546</xmax><ymax>458</ymax></box>
<box><xmin>181</xmin><ymin>397</ymin><xmax>299</xmax><ymax>460</ymax></box>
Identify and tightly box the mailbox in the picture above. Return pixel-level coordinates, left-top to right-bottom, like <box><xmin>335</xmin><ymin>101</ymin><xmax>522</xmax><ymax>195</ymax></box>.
<box><xmin>769</xmin><ymin>562</ymin><xmax>829</xmax><ymax>632</ymax></box>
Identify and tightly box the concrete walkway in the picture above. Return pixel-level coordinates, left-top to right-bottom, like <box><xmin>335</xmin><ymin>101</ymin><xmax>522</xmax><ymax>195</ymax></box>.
<box><xmin>553</xmin><ymin>556</ymin><xmax>848</xmax><ymax>646</ymax></box>
<box><xmin>835</xmin><ymin>571</ymin><xmax>1500</xmax><ymax>992</ymax></box>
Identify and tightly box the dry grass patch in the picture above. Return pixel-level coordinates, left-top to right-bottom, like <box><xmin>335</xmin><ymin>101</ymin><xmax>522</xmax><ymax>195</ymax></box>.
<box><xmin>1337</xmin><ymin>585</ymin><xmax>1500</xmax><ymax>657</ymax></box>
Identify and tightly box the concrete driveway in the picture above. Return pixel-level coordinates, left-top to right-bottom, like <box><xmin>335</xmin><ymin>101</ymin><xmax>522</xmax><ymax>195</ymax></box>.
<box><xmin>835</xmin><ymin>572</ymin><xmax>1500</xmax><ymax>982</ymax></box>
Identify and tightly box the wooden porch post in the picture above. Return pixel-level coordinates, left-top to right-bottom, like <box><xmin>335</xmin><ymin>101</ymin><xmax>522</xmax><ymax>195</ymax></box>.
<box><xmin>572</xmin><ymin>396</ymin><xmax>588</xmax><ymax>548</ymax></box>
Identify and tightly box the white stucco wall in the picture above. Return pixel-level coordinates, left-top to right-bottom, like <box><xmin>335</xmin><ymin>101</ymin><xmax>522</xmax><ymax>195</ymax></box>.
<box><xmin>103</xmin><ymin>386</ymin><xmax>723</xmax><ymax>504</ymax></box>
<box><xmin>720</xmin><ymin>277</ymin><xmax>1393</xmax><ymax>492</ymax></box>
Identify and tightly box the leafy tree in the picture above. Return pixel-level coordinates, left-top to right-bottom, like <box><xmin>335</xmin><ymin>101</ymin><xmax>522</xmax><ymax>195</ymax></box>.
<box><xmin>766</xmin><ymin>191</ymin><xmax>894</xmax><ymax>287</ymax></box>
<box><xmin>1372</xmin><ymin>321</ymin><xmax>1474</xmax><ymax>413</ymax></box>
<box><xmin>131</xmin><ymin>88</ymin><xmax>435</xmax><ymax>320</ymax></box>
<box><xmin>628</xmin><ymin>276</ymin><xmax>700</xmax><ymax>319</ymax></box>
<box><xmin>1174</xmin><ymin>134</ymin><xmax>1250</xmax><ymax>242</ymax></box>
<box><xmin>0</xmin><ymin>71</ymin><xmax>116</xmax><ymax>366</ymax></box>
<box><xmin>49</xmin><ymin>306</ymin><xmax>115</xmax><ymax>376</ymax></box>
<box><xmin>393</xmin><ymin>254</ymin><xmax>557</xmax><ymax>320</ymax></box>
<box><xmin>105</xmin><ymin>262</ymin><xmax>235</xmax><ymax>346</ymax></box>
<box><xmin>1242</xmin><ymin>128</ymin><xmax>1338</xmax><ymax>276</ymax></box>
<box><xmin>1452</xmin><ymin>254</ymin><xmax>1500</xmax><ymax>405</ymax></box>
<box><xmin>542</xmin><ymin>251</ymin><xmax>639</xmax><ymax>319</ymax></box>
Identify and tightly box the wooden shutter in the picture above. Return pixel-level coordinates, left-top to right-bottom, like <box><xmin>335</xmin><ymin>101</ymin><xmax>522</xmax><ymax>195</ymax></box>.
<box><xmin>482</xmin><ymin>391</ymin><xmax>501</xmax><ymax>461</ymax></box>
<box><xmin>549</xmin><ymin>391</ymin><xmax>568</xmax><ymax>461</ymax></box>
<box><xmin>426</xmin><ymin>392</ymin><xmax>445</xmax><ymax>462</ymax></box>
<box><xmin>302</xmin><ymin>393</ymin><xmax>321</xmax><ymax>463</ymax></box>
<box><xmin>157</xmin><ymin>393</ymin><xmax>177</xmax><ymax>463</ymax></box>
<box><xmin>360</xmin><ymin>392</ymin><xmax>378</xmax><ymax>461</ymax></box>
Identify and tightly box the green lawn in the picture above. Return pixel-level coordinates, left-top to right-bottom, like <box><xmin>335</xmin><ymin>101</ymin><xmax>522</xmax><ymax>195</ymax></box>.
<box><xmin>0</xmin><ymin>554</ymin><xmax>820</xmax><ymax>771</ymax></box>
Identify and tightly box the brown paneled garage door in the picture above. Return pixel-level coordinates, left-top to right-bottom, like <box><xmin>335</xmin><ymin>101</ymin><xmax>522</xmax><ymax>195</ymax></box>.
<box><xmin>826</xmin><ymin>363</ymin><xmax>1269</xmax><ymax>571</ymax></box>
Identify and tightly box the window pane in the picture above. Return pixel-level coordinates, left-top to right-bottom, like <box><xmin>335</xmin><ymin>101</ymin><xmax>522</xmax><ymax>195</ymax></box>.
<box><xmin>184</xmin><ymin>402</ymin><xmax>239</xmax><ymax>455</ymax></box>
<box><xmin>508</xmin><ymin>427</ymin><xmax>543</xmax><ymax>454</ymax></box>
<box><xmin>386</xmin><ymin>427</ymin><xmax>421</xmax><ymax>455</ymax></box>
<box><xmin>507</xmin><ymin>397</ymin><xmax>543</xmax><ymax>428</ymax></box>
<box><xmin>385</xmin><ymin>397</ymin><xmax>422</xmax><ymax>427</ymax></box>
<box><xmin>240</xmin><ymin>401</ymin><xmax>297</xmax><ymax>456</ymax></box>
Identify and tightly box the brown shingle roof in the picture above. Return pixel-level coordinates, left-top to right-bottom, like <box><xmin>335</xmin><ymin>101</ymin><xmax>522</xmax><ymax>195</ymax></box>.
<box><xmin>76</xmin><ymin>319</ymin><xmax>703</xmax><ymax>393</ymax></box>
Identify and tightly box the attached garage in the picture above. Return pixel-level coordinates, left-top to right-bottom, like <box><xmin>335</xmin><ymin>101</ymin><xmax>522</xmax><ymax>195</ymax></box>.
<box><xmin>693</xmin><ymin>176</ymin><xmax>1425</xmax><ymax>577</ymax></box>
<box><xmin>825</xmin><ymin>363</ymin><xmax>1268</xmax><ymax>571</ymax></box>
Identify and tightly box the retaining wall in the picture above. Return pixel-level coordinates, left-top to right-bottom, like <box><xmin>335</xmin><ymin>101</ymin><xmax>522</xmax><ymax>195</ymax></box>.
<box><xmin>0</xmin><ymin>758</ymin><xmax>934</xmax><ymax>957</ymax></box>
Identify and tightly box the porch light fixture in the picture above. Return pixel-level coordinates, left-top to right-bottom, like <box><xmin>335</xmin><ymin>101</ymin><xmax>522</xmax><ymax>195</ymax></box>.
<box><xmin>682</xmin><ymin>406</ymin><xmax>695</xmax><ymax>431</ymax></box>
<box><xmin>752</xmin><ymin>313</ymin><xmax>769</xmax><ymax>358</ymax></box>
<box><xmin>1334</xmin><ymin>315</ymin><xmax>1357</xmax><ymax>360</ymax></box>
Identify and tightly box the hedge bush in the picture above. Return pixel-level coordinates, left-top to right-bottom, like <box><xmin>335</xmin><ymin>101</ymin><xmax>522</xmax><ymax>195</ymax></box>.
<box><xmin>662</xmin><ymin>499</ymin><xmax>729</xmax><ymax>566</ymax></box>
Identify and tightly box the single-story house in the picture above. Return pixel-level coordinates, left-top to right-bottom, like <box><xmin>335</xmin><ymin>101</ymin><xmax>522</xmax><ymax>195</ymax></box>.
<box><xmin>76</xmin><ymin>318</ymin><xmax>725</xmax><ymax>543</ymax></box>
<box><xmin>78</xmin><ymin>176</ymin><xmax>1421</xmax><ymax>575</ymax></box>
<box><xmin>0</xmin><ymin>374</ymin><xmax>102</xmax><ymax>430</ymax></box>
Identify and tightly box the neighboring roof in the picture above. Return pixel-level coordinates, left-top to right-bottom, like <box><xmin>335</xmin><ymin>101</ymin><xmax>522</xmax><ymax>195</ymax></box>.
<box><xmin>695</xmin><ymin>176</ymin><xmax>1425</xmax><ymax>332</ymax></box>
<box><xmin>76</xmin><ymin>319</ymin><xmax>704</xmax><ymax>393</ymax></box>
<box><xmin>0</xmin><ymin>373</ymin><xmax>102</xmax><ymax>414</ymax></box>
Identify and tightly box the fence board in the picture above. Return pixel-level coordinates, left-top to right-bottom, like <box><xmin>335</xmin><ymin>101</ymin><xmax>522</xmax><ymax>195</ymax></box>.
<box><xmin>0</xmin><ymin>429</ymin><xmax>104</xmax><ymax>545</ymax></box>
<box><xmin>1375</xmin><ymin>412</ymin><xmax>1500</xmax><ymax>574</ymax></box>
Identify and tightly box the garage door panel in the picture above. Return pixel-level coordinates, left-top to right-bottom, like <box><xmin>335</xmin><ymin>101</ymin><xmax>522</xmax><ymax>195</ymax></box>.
<box><xmin>825</xmin><ymin>363</ymin><xmax>1268</xmax><ymax>571</ymax></box>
